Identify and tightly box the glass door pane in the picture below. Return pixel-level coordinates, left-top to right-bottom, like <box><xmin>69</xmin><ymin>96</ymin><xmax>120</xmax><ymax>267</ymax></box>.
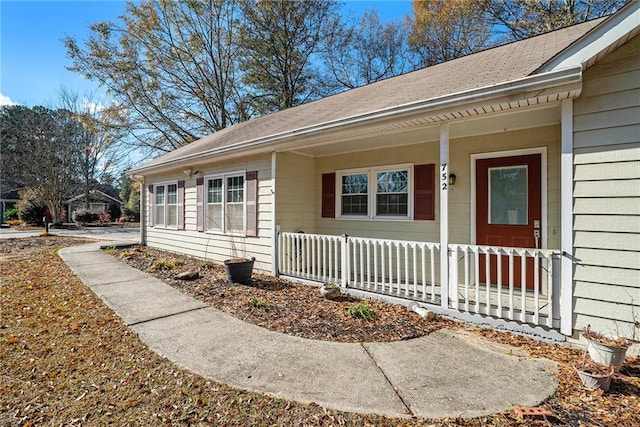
<box><xmin>488</xmin><ymin>166</ymin><xmax>528</xmax><ymax>225</ymax></box>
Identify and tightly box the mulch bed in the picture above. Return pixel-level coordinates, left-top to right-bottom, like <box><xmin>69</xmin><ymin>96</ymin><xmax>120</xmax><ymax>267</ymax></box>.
<box><xmin>2</xmin><ymin>236</ymin><xmax>639</xmax><ymax>426</ymax></box>
<box><xmin>108</xmin><ymin>244</ymin><xmax>458</xmax><ymax>343</ymax></box>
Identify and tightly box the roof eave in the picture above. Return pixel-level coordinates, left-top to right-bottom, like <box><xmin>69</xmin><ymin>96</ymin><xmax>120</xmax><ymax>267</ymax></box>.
<box><xmin>537</xmin><ymin>1</ymin><xmax>640</xmax><ymax>73</ymax></box>
<box><xmin>128</xmin><ymin>66</ymin><xmax>583</xmax><ymax>176</ymax></box>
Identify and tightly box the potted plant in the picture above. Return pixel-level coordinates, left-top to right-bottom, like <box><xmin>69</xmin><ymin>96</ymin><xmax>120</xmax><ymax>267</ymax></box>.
<box><xmin>224</xmin><ymin>257</ymin><xmax>255</xmax><ymax>285</ymax></box>
<box><xmin>218</xmin><ymin>212</ymin><xmax>255</xmax><ymax>285</ymax></box>
<box><xmin>320</xmin><ymin>282</ymin><xmax>340</xmax><ymax>300</ymax></box>
<box><xmin>575</xmin><ymin>356</ymin><xmax>614</xmax><ymax>392</ymax></box>
<box><xmin>582</xmin><ymin>326</ymin><xmax>631</xmax><ymax>369</ymax></box>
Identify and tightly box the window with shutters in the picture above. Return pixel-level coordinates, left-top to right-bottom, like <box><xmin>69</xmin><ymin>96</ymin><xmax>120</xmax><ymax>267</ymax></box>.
<box><xmin>336</xmin><ymin>164</ymin><xmax>413</xmax><ymax>220</ymax></box>
<box><xmin>205</xmin><ymin>172</ymin><xmax>245</xmax><ymax>235</ymax></box>
<box><xmin>153</xmin><ymin>181</ymin><xmax>178</xmax><ymax>228</ymax></box>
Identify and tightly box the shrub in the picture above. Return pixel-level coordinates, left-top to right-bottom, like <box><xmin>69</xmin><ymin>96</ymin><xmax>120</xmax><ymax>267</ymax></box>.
<box><xmin>150</xmin><ymin>259</ymin><xmax>175</xmax><ymax>271</ymax></box>
<box><xmin>123</xmin><ymin>204</ymin><xmax>140</xmax><ymax>222</ymax></box>
<box><xmin>72</xmin><ymin>209</ymin><xmax>99</xmax><ymax>224</ymax></box>
<box><xmin>16</xmin><ymin>189</ymin><xmax>49</xmax><ymax>225</ymax></box>
<box><xmin>346</xmin><ymin>303</ymin><xmax>375</xmax><ymax>321</ymax></box>
<box><xmin>97</xmin><ymin>211</ymin><xmax>111</xmax><ymax>224</ymax></box>
<box><xmin>3</xmin><ymin>207</ymin><xmax>19</xmax><ymax>221</ymax></box>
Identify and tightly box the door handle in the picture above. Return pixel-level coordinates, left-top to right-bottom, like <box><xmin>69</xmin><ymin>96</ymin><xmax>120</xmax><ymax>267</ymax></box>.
<box><xmin>533</xmin><ymin>229</ymin><xmax>540</xmax><ymax>249</ymax></box>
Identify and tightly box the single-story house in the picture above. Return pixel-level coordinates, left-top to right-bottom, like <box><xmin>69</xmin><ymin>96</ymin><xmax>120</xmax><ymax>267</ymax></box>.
<box><xmin>66</xmin><ymin>187</ymin><xmax>124</xmax><ymax>222</ymax></box>
<box><xmin>130</xmin><ymin>3</ymin><xmax>639</xmax><ymax>349</ymax></box>
<box><xmin>0</xmin><ymin>179</ymin><xmax>20</xmax><ymax>223</ymax></box>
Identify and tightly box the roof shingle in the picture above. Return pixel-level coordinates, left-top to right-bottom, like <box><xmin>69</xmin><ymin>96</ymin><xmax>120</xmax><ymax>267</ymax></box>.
<box><xmin>135</xmin><ymin>18</ymin><xmax>603</xmax><ymax>172</ymax></box>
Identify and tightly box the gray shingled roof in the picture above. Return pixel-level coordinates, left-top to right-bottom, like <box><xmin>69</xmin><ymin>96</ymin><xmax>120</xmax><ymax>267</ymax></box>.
<box><xmin>133</xmin><ymin>18</ymin><xmax>603</xmax><ymax>173</ymax></box>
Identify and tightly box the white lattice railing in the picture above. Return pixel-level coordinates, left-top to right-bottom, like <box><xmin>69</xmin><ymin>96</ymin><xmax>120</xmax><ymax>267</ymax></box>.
<box><xmin>448</xmin><ymin>244</ymin><xmax>560</xmax><ymax>327</ymax></box>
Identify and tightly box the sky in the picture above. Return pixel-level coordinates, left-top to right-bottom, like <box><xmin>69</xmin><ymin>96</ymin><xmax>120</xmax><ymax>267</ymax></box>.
<box><xmin>0</xmin><ymin>0</ymin><xmax>414</xmax><ymax>108</ymax></box>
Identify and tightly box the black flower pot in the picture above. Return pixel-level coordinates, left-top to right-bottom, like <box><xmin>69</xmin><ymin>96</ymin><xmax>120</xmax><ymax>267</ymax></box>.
<box><xmin>224</xmin><ymin>258</ymin><xmax>254</xmax><ymax>284</ymax></box>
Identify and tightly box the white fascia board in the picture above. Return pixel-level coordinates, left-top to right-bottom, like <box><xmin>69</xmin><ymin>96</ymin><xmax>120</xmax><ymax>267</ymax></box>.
<box><xmin>537</xmin><ymin>1</ymin><xmax>639</xmax><ymax>73</ymax></box>
<box><xmin>129</xmin><ymin>67</ymin><xmax>583</xmax><ymax>176</ymax></box>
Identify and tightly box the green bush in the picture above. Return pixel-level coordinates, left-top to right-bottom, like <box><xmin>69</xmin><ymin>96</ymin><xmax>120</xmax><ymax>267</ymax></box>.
<box><xmin>346</xmin><ymin>303</ymin><xmax>375</xmax><ymax>321</ymax></box>
<box><xmin>16</xmin><ymin>190</ymin><xmax>49</xmax><ymax>225</ymax></box>
<box><xmin>3</xmin><ymin>207</ymin><xmax>18</xmax><ymax>221</ymax></box>
<box><xmin>72</xmin><ymin>209</ymin><xmax>99</xmax><ymax>224</ymax></box>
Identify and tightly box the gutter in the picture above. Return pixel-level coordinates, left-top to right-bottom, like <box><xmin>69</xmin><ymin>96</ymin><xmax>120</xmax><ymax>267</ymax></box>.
<box><xmin>129</xmin><ymin>66</ymin><xmax>582</xmax><ymax>175</ymax></box>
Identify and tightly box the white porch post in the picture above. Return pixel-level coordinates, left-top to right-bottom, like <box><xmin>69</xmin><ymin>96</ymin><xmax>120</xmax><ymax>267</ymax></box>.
<box><xmin>139</xmin><ymin>177</ymin><xmax>146</xmax><ymax>245</ymax></box>
<box><xmin>271</xmin><ymin>152</ymin><xmax>278</xmax><ymax>276</ymax></box>
<box><xmin>560</xmin><ymin>99</ymin><xmax>574</xmax><ymax>335</ymax></box>
<box><xmin>440</xmin><ymin>124</ymin><xmax>450</xmax><ymax>310</ymax></box>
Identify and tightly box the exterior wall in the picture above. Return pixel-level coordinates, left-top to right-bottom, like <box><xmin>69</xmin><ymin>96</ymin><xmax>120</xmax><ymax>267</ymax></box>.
<box><xmin>144</xmin><ymin>153</ymin><xmax>274</xmax><ymax>273</ymax></box>
<box><xmin>275</xmin><ymin>152</ymin><xmax>317</xmax><ymax>234</ymax></box>
<box><xmin>315</xmin><ymin>140</ymin><xmax>440</xmax><ymax>242</ymax></box>
<box><xmin>314</xmin><ymin>125</ymin><xmax>561</xmax><ymax>250</ymax></box>
<box><xmin>450</xmin><ymin>125</ymin><xmax>561</xmax><ymax>250</ymax></box>
<box><xmin>572</xmin><ymin>35</ymin><xmax>640</xmax><ymax>342</ymax></box>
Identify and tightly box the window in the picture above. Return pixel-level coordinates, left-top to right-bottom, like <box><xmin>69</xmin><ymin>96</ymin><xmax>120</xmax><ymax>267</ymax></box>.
<box><xmin>376</xmin><ymin>170</ymin><xmax>408</xmax><ymax>216</ymax></box>
<box><xmin>337</xmin><ymin>165</ymin><xmax>412</xmax><ymax>220</ymax></box>
<box><xmin>206</xmin><ymin>173</ymin><xmax>245</xmax><ymax>234</ymax></box>
<box><xmin>154</xmin><ymin>182</ymin><xmax>178</xmax><ymax>228</ymax></box>
<box><xmin>341</xmin><ymin>173</ymin><xmax>368</xmax><ymax>216</ymax></box>
<box><xmin>489</xmin><ymin>166</ymin><xmax>528</xmax><ymax>225</ymax></box>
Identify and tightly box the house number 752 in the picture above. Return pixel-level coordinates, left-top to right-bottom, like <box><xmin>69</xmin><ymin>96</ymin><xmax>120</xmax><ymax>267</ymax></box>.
<box><xmin>441</xmin><ymin>163</ymin><xmax>448</xmax><ymax>190</ymax></box>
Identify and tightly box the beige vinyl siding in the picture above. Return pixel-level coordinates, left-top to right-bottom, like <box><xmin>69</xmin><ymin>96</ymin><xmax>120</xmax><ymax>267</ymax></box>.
<box><xmin>315</xmin><ymin>140</ymin><xmax>440</xmax><ymax>243</ymax></box>
<box><xmin>572</xmin><ymin>35</ymin><xmax>640</xmax><ymax>341</ymax></box>
<box><xmin>313</xmin><ymin>125</ymin><xmax>561</xmax><ymax>250</ymax></box>
<box><xmin>274</xmin><ymin>152</ymin><xmax>316</xmax><ymax>234</ymax></box>
<box><xmin>144</xmin><ymin>154</ymin><xmax>274</xmax><ymax>273</ymax></box>
<box><xmin>450</xmin><ymin>125</ymin><xmax>561</xmax><ymax>250</ymax></box>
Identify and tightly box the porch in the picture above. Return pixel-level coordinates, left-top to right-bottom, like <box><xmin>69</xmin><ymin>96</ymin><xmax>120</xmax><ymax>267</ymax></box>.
<box><xmin>277</xmin><ymin>232</ymin><xmax>561</xmax><ymax>330</ymax></box>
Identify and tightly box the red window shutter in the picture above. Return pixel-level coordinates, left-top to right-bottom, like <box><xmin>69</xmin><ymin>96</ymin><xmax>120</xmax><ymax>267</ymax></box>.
<box><xmin>414</xmin><ymin>164</ymin><xmax>435</xmax><ymax>220</ymax></box>
<box><xmin>321</xmin><ymin>173</ymin><xmax>336</xmax><ymax>218</ymax></box>
<box><xmin>196</xmin><ymin>178</ymin><xmax>204</xmax><ymax>232</ymax></box>
<box><xmin>177</xmin><ymin>180</ymin><xmax>185</xmax><ymax>230</ymax></box>
<box><xmin>148</xmin><ymin>184</ymin><xmax>154</xmax><ymax>227</ymax></box>
<box><xmin>246</xmin><ymin>171</ymin><xmax>258</xmax><ymax>237</ymax></box>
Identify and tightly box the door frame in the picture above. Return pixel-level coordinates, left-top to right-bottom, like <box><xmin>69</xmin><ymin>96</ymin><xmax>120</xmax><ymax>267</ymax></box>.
<box><xmin>470</xmin><ymin>147</ymin><xmax>547</xmax><ymax>248</ymax></box>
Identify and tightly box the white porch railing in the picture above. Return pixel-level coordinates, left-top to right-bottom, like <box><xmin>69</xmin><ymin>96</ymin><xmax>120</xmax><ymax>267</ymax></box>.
<box><xmin>277</xmin><ymin>232</ymin><xmax>560</xmax><ymax>329</ymax></box>
<box><xmin>344</xmin><ymin>236</ymin><xmax>440</xmax><ymax>303</ymax></box>
<box><xmin>448</xmin><ymin>244</ymin><xmax>560</xmax><ymax>328</ymax></box>
<box><xmin>277</xmin><ymin>232</ymin><xmax>441</xmax><ymax>303</ymax></box>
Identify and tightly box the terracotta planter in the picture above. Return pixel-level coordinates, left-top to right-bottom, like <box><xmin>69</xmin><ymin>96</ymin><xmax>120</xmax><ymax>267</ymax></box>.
<box><xmin>224</xmin><ymin>258</ymin><xmax>254</xmax><ymax>285</ymax></box>
<box><xmin>586</xmin><ymin>338</ymin><xmax>628</xmax><ymax>369</ymax></box>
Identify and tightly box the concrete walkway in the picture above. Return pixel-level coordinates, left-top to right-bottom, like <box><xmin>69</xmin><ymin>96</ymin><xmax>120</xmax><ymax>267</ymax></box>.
<box><xmin>59</xmin><ymin>242</ymin><xmax>558</xmax><ymax>420</ymax></box>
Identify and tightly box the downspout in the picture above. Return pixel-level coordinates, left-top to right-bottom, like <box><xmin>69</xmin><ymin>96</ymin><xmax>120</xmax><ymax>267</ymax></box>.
<box><xmin>560</xmin><ymin>99</ymin><xmax>574</xmax><ymax>336</ymax></box>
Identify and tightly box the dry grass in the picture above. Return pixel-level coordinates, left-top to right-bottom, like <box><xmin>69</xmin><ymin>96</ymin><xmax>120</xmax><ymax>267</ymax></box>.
<box><xmin>1</xmin><ymin>236</ymin><xmax>638</xmax><ymax>426</ymax></box>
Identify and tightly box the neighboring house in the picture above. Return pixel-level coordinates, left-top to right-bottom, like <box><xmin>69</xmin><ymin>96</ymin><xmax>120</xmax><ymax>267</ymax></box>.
<box><xmin>66</xmin><ymin>187</ymin><xmax>124</xmax><ymax>222</ymax></box>
<box><xmin>129</xmin><ymin>4</ymin><xmax>639</xmax><ymax>347</ymax></box>
<box><xmin>0</xmin><ymin>179</ymin><xmax>20</xmax><ymax>223</ymax></box>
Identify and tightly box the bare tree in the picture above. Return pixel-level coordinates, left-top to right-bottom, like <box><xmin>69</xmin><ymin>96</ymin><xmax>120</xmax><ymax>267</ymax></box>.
<box><xmin>408</xmin><ymin>0</ymin><xmax>492</xmax><ymax>67</ymax></box>
<box><xmin>65</xmin><ymin>0</ymin><xmax>246</xmax><ymax>153</ymax></box>
<box><xmin>322</xmin><ymin>10</ymin><xmax>411</xmax><ymax>90</ymax></box>
<box><xmin>57</xmin><ymin>87</ymin><xmax>125</xmax><ymax>210</ymax></box>
<box><xmin>486</xmin><ymin>0</ymin><xmax>627</xmax><ymax>41</ymax></box>
<box><xmin>238</xmin><ymin>0</ymin><xmax>339</xmax><ymax>113</ymax></box>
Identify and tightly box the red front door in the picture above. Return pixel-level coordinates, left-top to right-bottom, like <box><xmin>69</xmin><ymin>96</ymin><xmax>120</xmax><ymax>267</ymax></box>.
<box><xmin>476</xmin><ymin>154</ymin><xmax>542</xmax><ymax>289</ymax></box>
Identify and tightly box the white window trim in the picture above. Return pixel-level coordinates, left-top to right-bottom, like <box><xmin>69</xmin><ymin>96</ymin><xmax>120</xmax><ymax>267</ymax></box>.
<box><xmin>336</xmin><ymin>163</ymin><xmax>414</xmax><ymax>221</ymax></box>
<box><xmin>205</xmin><ymin>170</ymin><xmax>247</xmax><ymax>237</ymax></box>
<box><xmin>154</xmin><ymin>180</ymin><xmax>179</xmax><ymax>230</ymax></box>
